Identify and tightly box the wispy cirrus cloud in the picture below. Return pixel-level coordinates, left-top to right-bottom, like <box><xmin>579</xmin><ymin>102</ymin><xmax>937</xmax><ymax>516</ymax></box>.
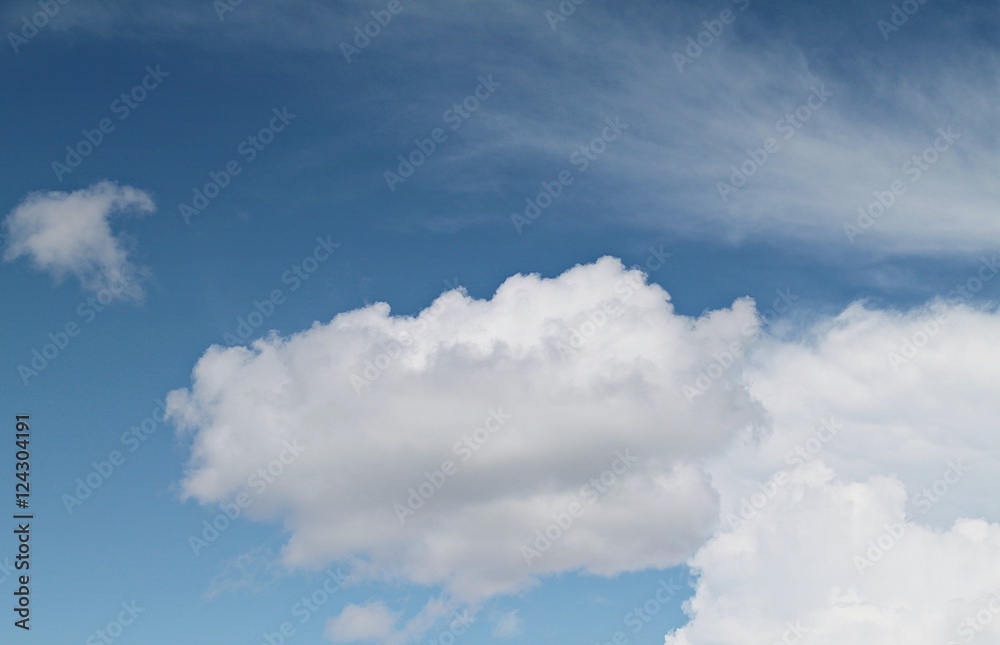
<box><xmin>17</xmin><ymin>1</ymin><xmax>1000</xmax><ymax>254</ymax></box>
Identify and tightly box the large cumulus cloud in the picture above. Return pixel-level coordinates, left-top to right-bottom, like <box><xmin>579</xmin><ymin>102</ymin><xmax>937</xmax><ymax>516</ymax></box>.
<box><xmin>167</xmin><ymin>257</ymin><xmax>765</xmax><ymax>602</ymax></box>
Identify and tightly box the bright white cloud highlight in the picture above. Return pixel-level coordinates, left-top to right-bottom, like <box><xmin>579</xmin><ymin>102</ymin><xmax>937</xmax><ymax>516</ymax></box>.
<box><xmin>3</xmin><ymin>181</ymin><xmax>154</xmax><ymax>300</ymax></box>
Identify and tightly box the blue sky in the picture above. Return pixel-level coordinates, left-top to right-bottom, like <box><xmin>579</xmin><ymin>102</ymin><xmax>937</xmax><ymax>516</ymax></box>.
<box><xmin>2</xmin><ymin>1</ymin><xmax>1000</xmax><ymax>644</ymax></box>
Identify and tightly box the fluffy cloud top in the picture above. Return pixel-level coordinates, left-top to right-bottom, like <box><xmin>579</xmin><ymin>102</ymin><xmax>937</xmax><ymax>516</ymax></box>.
<box><xmin>3</xmin><ymin>181</ymin><xmax>154</xmax><ymax>300</ymax></box>
<box><xmin>168</xmin><ymin>257</ymin><xmax>764</xmax><ymax>602</ymax></box>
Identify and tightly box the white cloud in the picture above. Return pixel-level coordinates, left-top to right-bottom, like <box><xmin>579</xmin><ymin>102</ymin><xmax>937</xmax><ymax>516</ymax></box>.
<box><xmin>167</xmin><ymin>257</ymin><xmax>764</xmax><ymax>604</ymax></box>
<box><xmin>2</xmin><ymin>181</ymin><xmax>154</xmax><ymax>300</ymax></box>
<box><xmin>665</xmin><ymin>462</ymin><xmax>1000</xmax><ymax>645</ymax></box>
<box><xmin>325</xmin><ymin>602</ymin><xmax>398</xmax><ymax>643</ymax></box>
<box><xmin>668</xmin><ymin>296</ymin><xmax>1000</xmax><ymax>644</ymax></box>
<box><xmin>727</xmin><ymin>296</ymin><xmax>1000</xmax><ymax>526</ymax></box>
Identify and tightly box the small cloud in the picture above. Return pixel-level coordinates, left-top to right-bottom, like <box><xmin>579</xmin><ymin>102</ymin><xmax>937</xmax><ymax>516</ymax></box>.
<box><xmin>325</xmin><ymin>602</ymin><xmax>398</xmax><ymax>643</ymax></box>
<box><xmin>491</xmin><ymin>609</ymin><xmax>522</xmax><ymax>639</ymax></box>
<box><xmin>2</xmin><ymin>181</ymin><xmax>154</xmax><ymax>300</ymax></box>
